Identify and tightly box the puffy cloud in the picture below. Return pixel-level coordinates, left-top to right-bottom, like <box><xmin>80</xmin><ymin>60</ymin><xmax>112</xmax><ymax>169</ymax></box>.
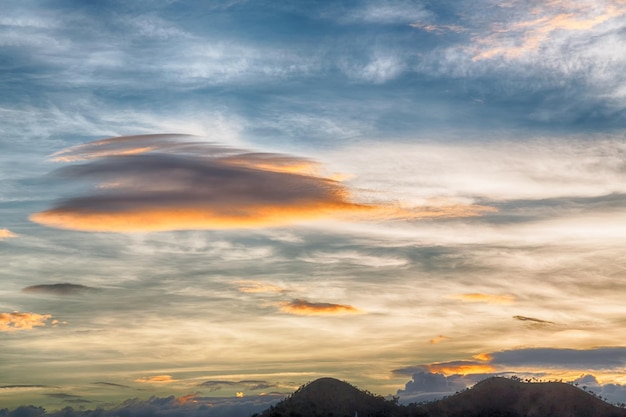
<box><xmin>0</xmin><ymin>312</ymin><xmax>52</xmax><ymax>332</ymax></box>
<box><xmin>134</xmin><ymin>375</ymin><xmax>174</xmax><ymax>384</ymax></box>
<box><xmin>396</xmin><ymin>371</ymin><xmax>500</xmax><ymax>403</ymax></box>
<box><xmin>22</xmin><ymin>283</ymin><xmax>97</xmax><ymax>296</ymax></box>
<box><xmin>0</xmin><ymin>229</ymin><xmax>17</xmax><ymax>240</ymax></box>
<box><xmin>278</xmin><ymin>299</ymin><xmax>362</xmax><ymax>316</ymax></box>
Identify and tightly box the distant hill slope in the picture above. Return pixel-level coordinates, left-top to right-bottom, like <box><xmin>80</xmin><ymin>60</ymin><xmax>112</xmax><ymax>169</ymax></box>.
<box><xmin>419</xmin><ymin>376</ymin><xmax>626</xmax><ymax>417</ymax></box>
<box><xmin>259</xmin><ymin>376</ymin><xmax>626</xmax><ymax>417</ymax></box>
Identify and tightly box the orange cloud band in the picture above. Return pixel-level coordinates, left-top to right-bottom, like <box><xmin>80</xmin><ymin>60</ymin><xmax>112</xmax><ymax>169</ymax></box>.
<box><xmin>279</xmin><ymin>299</ymin><xmax>362</xmax><ymax>316</ymax></box>
<box><xmin>30</xmin><ymin>202</ymin><xmax>369</xmax><ymax>232</ymax></box>
<box><xmin>0</xmin><ymin>311</ymin><xmax>52</xmax><ymax>332</ymax></box>
<box><xmin>449</xmin><ymin>293</ymin><xmax>516</xmax><ymax>304</ymax></box>
<box><xmin>134</xmin><ymin>375</ymin><xmax>174</xmax><ymax>383</ymax></box>
<box><xmin>426</xmin><ymin>361</ymin><xmax>496</xmax><ymax>375</ymax></box>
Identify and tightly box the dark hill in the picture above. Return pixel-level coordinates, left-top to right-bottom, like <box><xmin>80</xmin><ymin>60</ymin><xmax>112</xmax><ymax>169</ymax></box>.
<box><xmin>259</xmin><ymin>377</ymin><xmax>626</xmax><ymax>417</ymax></box>
<box><xmin>259</xmin><ymin>377</ymin><xmax>401</xmax><ymax>417</ymax></box>
<box><xmin>420</xmin><ymin>376</ymin><xmax>626</xmax><ymax>417</ymax></box>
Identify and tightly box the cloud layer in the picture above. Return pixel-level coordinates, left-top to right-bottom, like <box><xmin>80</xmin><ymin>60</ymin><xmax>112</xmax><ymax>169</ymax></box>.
<box><xmin>30</xmin><ymin>135</ymin><xmax>369</xmax><ymax>232</ymax></box>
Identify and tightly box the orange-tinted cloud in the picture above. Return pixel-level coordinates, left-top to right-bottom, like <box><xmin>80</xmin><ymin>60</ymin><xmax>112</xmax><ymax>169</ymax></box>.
<box><xmin>0</xmin><ymin>228</ymin><xmax>17</xmax><ymax>240</ymax></box>
<box><xmin>472</xmin><ymin>1</ymin><xmax>626</xmax><ymax>61</ymax></box>
<box><xmin>134</xmin><ymin>375</ymin><xmax>174</xmax><ymax>383</ymax></box>
<box><xmin>278</xmin><ymin>299</ymin><xmax>362</xmax><ymax>316</ymax></box>
<box><xmin>429</xmin><ymin>335</ymin><xmax>448</xmax><ymax>344</ymax></box>
<box><xmin>236</xmin><ymin>281</ymin><xmax>285</xmax><ymax>294</ymax></box>
<box><xmin>449</xmin><ymin>293</ymin><xmax>516</xmax><ymax>304</ymax></box>
<box><xmin>0</xmin><ymin>311</ymin><xmax>52</xmax><ymax>332</ymax></box>
<box><xmin>426</xmin><ymin>360</ymin><xmax>496</xmax><ymax>375</ymax></box>
<box><xmin>31</xmin><ymin>134</ymin><xmax>495</xmax><ymax>232</ymax></box>
<box><xmin>473</xmin><ymin>353</ymin><xmax>493</xmax><ymax>362</ymax></box>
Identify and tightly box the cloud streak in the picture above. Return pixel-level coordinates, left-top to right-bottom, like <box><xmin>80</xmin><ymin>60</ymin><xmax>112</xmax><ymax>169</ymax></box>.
<box><xmin>449</xmin><ymin>293</ymin><xmax>516</xmax><ymax>304</ymax></box>
<box><xmin>134</xmin><ymin>375</ymin><xmax>175</xmax><ymax>384</ymax></box>
<box><xmin>22</xmin><ymin>283</ymin><xmax>97</xmax><ymax>295</ymax></box>
<box><xmin>278</xmin><ymin>299</ymin><xmax>362</xmax><ymax>316</ymax></box>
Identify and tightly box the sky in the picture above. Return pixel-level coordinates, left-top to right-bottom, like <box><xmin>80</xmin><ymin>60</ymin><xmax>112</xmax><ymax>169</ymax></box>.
<box><xmin>2</xmin><ymin>0</ymin><xmax>626</xmax><ymax>414</ymax></box>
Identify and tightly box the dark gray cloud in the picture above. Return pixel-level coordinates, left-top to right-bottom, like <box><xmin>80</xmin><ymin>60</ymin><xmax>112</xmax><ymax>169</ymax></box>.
<box><xmin>1</xmin><ymin>394</ymin><xmax>282</xmax><ymax>417</ymax></box>
<box><xmin>22</xmin><ymin>284</ymin><xmax>97</xmax><ymax>296</ymax></box>
<box><xmin>31</xmin><ymin>135</ymin><xmax>367</xmax><ymax>232</ymax></box>
<box><xmin>513</xmin><ymin>315</ymin><xmax>555</xmax><ymax>327</ymax></box>
<box><xmin>44</xmin><ymin>394</ymin><xmax>90</xmax><ymax>404</ymax></box>
<box><xmin>490</xmin><ymin>347</ymin><xmax>626</xmax><ymax>369</ymax></box>
<box><xmin>92</xmin><ymin>382</ymin><xmax>131</xmax><ymax>389</ymax></box>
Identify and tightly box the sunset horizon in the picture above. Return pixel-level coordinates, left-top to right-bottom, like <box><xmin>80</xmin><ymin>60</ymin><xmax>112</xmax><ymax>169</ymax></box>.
<box><xmin>3</xmin><ymin>0</ymin><xmax>626</xmax><ymax>415</ymax></box>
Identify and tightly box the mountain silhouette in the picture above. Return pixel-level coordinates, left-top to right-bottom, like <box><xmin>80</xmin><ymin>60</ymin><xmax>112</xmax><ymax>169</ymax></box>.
<box><xmin>259</xmin><ymin>377</ymin><xmax>400</xmax><ymax>417</ymax></box>
<box><xmin>258</xmin><ymin>376</ymin><xmax>626</xmax><ymax>417</ymax></box>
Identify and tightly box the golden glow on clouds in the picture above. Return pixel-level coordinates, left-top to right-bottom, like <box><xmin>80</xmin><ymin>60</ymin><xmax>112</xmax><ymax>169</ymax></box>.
<box><xmin>472</xmin><ymin>1</ymin><xmax>626</xmax><ymax>60</ymax></box>
<box><xmin>176</xmin><ymin>394</ymin><xmax>199</xmax><ymax>405</ymax></box>
<box><xmin>278</xmin><ymin>299</ymin><xmax>362</xmax><ymax>315</ymax></box>
<box><xmin>236</xmin><ymin>281</ymin><xmax>285</xmax><ymax>294</ymax></box>
<box><xmin>134</xmin><ymin>375</ymin><xmax>174</xmax><ymax>383</ymax></box>
<box><xmin>426</xmin><ymin>361</ymin><xmax>496</xmax><ymax>375</ymax></box>
<box><xmin>0</xmin><ymin>228</ymin><xmax>17</xmax><ymax>240</ymax></box>
<box><xmin>235</xmin><ymin>392</ymin><xmax>244</xmax><ymax>398</ymax></box>
<box><xmin>473</xmin><ymin>353</ymin><xmax>493</xmax><ymax>362</ymax></box>
<box><xmin>31</xmin><ymin>134</ymin><xmax>494</xmax><ymax>232</ymax></box>
<box><xmin>429</xmin><ymin>335</ymin><xmax>448</xmax><ymax>344</ymax></box>
<box><xmin>449</xmin><ymin>293</ymin><xmax>516</xmax><ymax>304</ymax></box>
<box><xmin>0</xmin><ymin>311</ymin><xmax>52</xmax><ymax>332</ymax></box>
<box><xmin>31</xmin><ymin>203</ymin><xmax>367</xmax><ymax>232</ymax></box>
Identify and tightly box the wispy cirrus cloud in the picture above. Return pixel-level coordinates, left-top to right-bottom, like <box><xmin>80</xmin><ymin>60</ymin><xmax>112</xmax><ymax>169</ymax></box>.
<box><xmin>0</xmin><ymin>311</ymin><xmax>52</xmax><ymax>332</ymax></box>
<box><xmin>278</xmin><ymin>299</ymin><xmax>362</xmax><ymax>316</ymax></box>
<box><xmin>236</xmin><ymin>281</ymin><xmax>286</xmax><ymax>294</ymax></box>
<box><xmin>449</xmin><ymin>293</ymin><xmax>516</xmax><ymax>304</ymax></box>
<box><xmin>470</xmin><ymin>0</ymin><xmax>626</xmax><ymax>61</ymax></box>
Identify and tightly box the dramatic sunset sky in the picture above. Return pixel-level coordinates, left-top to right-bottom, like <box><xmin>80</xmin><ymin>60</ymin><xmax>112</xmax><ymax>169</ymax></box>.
<box><xmin>3</xmin><ymin>0</ymin><xmax>626</xmax><ymax>414</ymax></box>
